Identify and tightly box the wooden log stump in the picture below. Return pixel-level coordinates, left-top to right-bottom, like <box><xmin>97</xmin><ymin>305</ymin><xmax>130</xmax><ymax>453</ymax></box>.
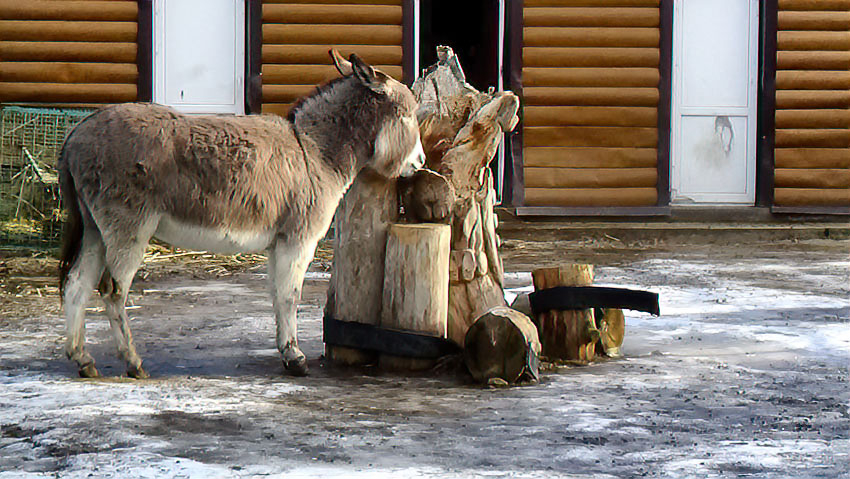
<box><xmin>595</xmin><ymin>307</ymin><xmax>626</xmax><ymax>358</ymax></box>
<box><xmin>380</xmin><ymin>223</ymin><xmax>450</xmax><ymax>370</ymax></box>
<box><xmin>325</xmin><ymin>168</ymin><xmax>397</xmax><ymax>366</ymax></box>
<box><xmin>532</xmin><ymin>265</ymin><xmax>600</xmax><ymax>362</ymax></box>
<box><xmin>464</xmin><ymin>306</ymin><xmax>541</xmax><ymax>384</ymax></box>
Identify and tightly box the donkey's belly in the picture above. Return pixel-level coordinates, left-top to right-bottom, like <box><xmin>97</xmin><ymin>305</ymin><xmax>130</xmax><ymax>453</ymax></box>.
<box><xmin>154</xmin><ymin>215</ymin><xmax>276</xmax><ymax>254</ymax></box>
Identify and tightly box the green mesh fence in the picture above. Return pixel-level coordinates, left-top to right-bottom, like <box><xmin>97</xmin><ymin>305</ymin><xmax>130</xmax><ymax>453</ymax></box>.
<box><xmin>0</xmin><ymin>106</ymin><xmax>93</xmax><ymax>248</ymax></box>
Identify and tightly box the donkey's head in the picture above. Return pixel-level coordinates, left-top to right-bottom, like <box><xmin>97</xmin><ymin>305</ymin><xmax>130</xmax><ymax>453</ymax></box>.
<box><xmin>330</xmin><ymin>50</ymin><xmax>425</xmax><ymax>178</ymax></box>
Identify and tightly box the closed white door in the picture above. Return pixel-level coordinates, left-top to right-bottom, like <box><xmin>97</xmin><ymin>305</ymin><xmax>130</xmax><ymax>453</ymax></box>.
<box><xmin>671</xmin><ymin>0</ymin><xmax>758</xmax><ymax>204</ymax></box>
<box><xmin>154</xmin><ymin>0</ymin><xmax>244</xmax><ymax>114</ymax></box>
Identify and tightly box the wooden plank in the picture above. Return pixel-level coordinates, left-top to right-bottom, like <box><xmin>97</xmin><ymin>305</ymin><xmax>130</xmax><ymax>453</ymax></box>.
<box><xmin>524</xmin><ymin>106</ymin><xmax>657</xmax><ymax>127</ymax></box>
<box><xmin>0</xmin><ymin>1</ymin><xmax>136</xmax><ymax>21</ymax></box>
<box><xmin>0</xmin><ymin>0</ymin><xmax>136</xmax><ymax>21</ymax></box>
<box><xmin>261</xmin><ymin>103</ymin><xmax>292</xmax><ymax>116</ymax></box>
<box><xmin>263</xmin><ymin>24</ymin><xmax>402</xmax><ymax>45</ymax></box>
<box><xmin>523</xmin><ymin>7</ymin><xmax>658</xmax><ymax>27</ymax></box>
<box><xmin>0</xmin><ymin>41</ymin><xmax>137</xmax><ymax>63</ymax></box>
<box><xmin>0</xmin><ymin>20</ymin><xmax>136</xmax><ymax>43</ymax></box>
<box><xmin>776</xmin><ymin>90</ymin><xmax>850</xmax><ymax>109</ymax></box>
<box><xmin>263</xmin><ymin>4</ymin><xmax>401</xmax><ymax>24</ymax></box>
<box><xmin>774</xmin><ymin>188</ymin><xmax>850</xmax><ymax>206</ymax></box>
<box><xmin>523</xmin><ymin>147</ymin><xmax>657</xmax><ymax>168</ymax></box>
<box><xmin>525</xmin><ymin>0</ymin><xmax>659</xmax><ymax>6</ymax></box>
<box><xmin>262</xmin><ymin>63</ymin><xmax>402</xmax><ymax>84</ymax></box>
<box><xmin>523</xmin><ymin>67</ymin><xmax>659</xmax><ymax>88</ymax></box>
<box><xmin>524</xmin><ymin>167</ymin><xmax>657</xmax><ymax>188</ymax></box>
<box><xmin>775</xmin><ymin>168</ymin><xmax>850</xmax><ymax>189</ymax></box>
<box><xmin>524</xmin><ymin>87</ymin><xmax>659</xmax><ymax>107</ymax></box>
<box><xmin>778</xmin><ymin>11</ymin><xmax>850</xmax><ymax>30</ymax></box>
<box><xmin>264</xmin><ymin>0</ymin><xmax>400</xmax><ymax>4</ymax></box>
<box><xmin>778</xmin><ymin>31</ymin><xmax>850</xmax><ymax>51</ymax></box>
<box><xmin>524</xmin><ymin>126</ymin><xmax>658</xmax><ymax>148</ymax></box>
<box><xmin>775</xmin><ymin>129</ymin><xmax>850</xmax><ymax>148</ymax></box>
<box><xmin>262</xmin><ymin>44</ymin><xmax>402</xmax><ymax>65</ymax></box>
<box><xmin>0</xmin><ymin>82</ymin><xmax>136</xmax><ymax>102</ymax></box>
<box><xmin>261</xmin><ymin>84</ymin><xmax>315</xmax><ymax>103</ymax></box>
<box><xmin>523</xmin><ymin>27</ymin><xmax>659</xmax><ymax>48</ymax></box>
<box><xmin>524</xmin><ymin>187</ymin><xmax>657</xmax><ymax>206</ymax></box>
<box><xmin>775</xmin><ymin>148</ymin><xmax>850</xmax><ymax>168</ymax></box>
<box><xmin>0</xmin><ymin>62</ymin><xmax>137</xmax><ymax>84</ymax></box>
<box><xmin>776</xmin><ymin>70</ymin><xmax>850</xmax><ymax>90</ymax></box>
<box><xmin>775</xmin><ymin>109</ymin><xmax>850</xmax><ymax>129</ymax></box>
<box><xmin>778</xmin><ymin>50</ymin><xmax>850</xmax><ymax>70</ymax></box>
<box><xmin>522</xmin><ymin>46</ymin><xmax>659</xmax><ymax>68</ymax></box>
<box><xmin>778</xmin><ymin>0</ymin><xmax>850</xmax><ymax>11</ymax></box>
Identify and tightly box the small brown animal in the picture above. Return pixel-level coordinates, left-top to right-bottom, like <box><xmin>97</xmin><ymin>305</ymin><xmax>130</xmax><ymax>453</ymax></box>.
<box><xmin>58</xmin><ymin>51</ymin><xmax>424</xmax><ymax>378</ymax></box>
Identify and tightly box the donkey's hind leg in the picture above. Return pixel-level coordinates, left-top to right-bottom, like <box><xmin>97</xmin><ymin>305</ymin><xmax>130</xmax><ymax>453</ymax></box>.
<box><xmin>99</xmin><ymin>271</ymin><xmax>147</xmax><ymax>378</ymax></box>
<box><xmin>64</xmin><ymin>227</ymin><xmax>105</xmax><ymax>378</ymax></box>
<box><xmin>99</xmin><ymin>218</ymin><xmax>157</xmax><ymax>378</ymax></box>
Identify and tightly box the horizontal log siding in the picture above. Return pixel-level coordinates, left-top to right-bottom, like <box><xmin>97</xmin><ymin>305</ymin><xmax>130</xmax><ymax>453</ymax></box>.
<box><xmin>0</xmin><ymin>0</ymin><xmax>139</xmax><ymax>104</ymax></box>
<box><xmin>261</xmin><ymin>0</ymin><xmax>403</xmax><ymax>115</ymax></box>
<box><xmin>775</xmin><ymin>1</ymin><xmax>850</xmax><ymax>205</ymax></box>
<box><xmin>522</xmin><ymin>3</ymin><xmax>660</xmax><ymax>206</ymax></box>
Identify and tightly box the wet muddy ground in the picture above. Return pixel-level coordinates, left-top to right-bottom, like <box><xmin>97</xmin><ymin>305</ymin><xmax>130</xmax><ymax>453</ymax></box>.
<box><xmin>0</xmin><ymin>231</ymin><xmax>847</xmax><ymax>478</ymax></box>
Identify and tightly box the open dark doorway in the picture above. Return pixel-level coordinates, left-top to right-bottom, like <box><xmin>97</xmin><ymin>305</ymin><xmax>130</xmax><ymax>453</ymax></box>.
<box><xmin>419</xmin><ymin>0</ymin><xmax>505</xmax><ymax>199</ymax></box>
<box><xmin>419</xmin><ymin>0</ymin><xmax>500</xmax><ymax>93</ymax></box>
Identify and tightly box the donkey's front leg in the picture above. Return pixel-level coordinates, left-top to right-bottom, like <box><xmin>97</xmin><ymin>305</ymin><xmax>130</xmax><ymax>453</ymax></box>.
<box><xmin>269</xmin><ymin>239</ymin><xmax>316</xmax><ymax>376</ymax></box>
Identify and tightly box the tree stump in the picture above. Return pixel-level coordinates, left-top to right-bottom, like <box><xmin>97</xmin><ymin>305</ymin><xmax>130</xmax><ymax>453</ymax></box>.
<box><xmin>532</xmin><ymin>265</ymin><xmax>600</xmax><ymax>362</ymax></box>
<box><xmin>464</xmin><ymin>306</ymin><xmax>541</xmax><ymax>384</ymax></box>
<box><xmin>324</xmin><ymin>168</ymin><xmax>397</xmax><ymax>365</ymax></box>
<box><xmin>595</xmin><ymin>308</ymin><xmax>626</xmax><ymax>358</ymax></box>
<box><xmin>380</xmin><ymin>224</ymin><xmax>450</xmax><ymax>370</ymax></box>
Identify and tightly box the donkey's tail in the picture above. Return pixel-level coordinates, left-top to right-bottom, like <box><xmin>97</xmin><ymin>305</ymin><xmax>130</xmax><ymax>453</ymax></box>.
<box><xmin>58</xmin><ymin>146</ymin><xmax>82</xmax><ymax>299</ymax></box>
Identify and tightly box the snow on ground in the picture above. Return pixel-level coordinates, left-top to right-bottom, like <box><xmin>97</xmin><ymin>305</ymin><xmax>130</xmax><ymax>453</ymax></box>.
<box><xmin>1</xmin><ymin>242</ymin><xmax>848</xmax><ymax>478</ymax></box>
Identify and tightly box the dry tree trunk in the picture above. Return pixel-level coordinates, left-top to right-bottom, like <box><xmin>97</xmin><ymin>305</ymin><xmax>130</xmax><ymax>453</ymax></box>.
<box><xmin>324</xmin><ymin>168</ymin><xmax>398</xmax><ymax>365</ymax></box>
<box><xmin>407</xmin><ymin>46</ymin><xmax>520</xmax><ymax>346</ymax></box>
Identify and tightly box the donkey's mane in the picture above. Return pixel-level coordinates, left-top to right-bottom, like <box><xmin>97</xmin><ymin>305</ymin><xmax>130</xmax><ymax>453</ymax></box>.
<box><xmin>286</xmin><ymin>76</ymin><xmax>350</xmax><ymax>123</ymax></box>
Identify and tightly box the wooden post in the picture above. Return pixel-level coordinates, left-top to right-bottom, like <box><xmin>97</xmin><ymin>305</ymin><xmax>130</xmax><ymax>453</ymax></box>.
<box><xmin>532</xmin><ymin>265</ymin><xmax>599</xmax><ymax>362</ymax></box>
<box><xmin>325</xmin><ymin>169</ymin><xmax>397</xmax><ymax>365</ymax></box>
<box><xmin>380</xmin><ymin>223</ymin><xmax>451</xmax><ymax>370</ymax></box>
<box><xmin>464</xmin><ymin>306</ymin><xmax>541</xmax><ymax>384</ymax></box>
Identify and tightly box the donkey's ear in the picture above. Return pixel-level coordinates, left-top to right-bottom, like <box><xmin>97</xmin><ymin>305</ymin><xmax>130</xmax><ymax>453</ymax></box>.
<box><xmin>349</xmin><ymin>53</ymin><xmax>380</xmax><ymax>89</ymax></box>
<box><xmin>330</xmin><ymin>49</ymin><xmax>353</xmax><ymax>76</ymax></box>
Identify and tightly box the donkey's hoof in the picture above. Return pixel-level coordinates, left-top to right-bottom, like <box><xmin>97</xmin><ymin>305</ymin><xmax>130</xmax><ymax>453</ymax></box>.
<box><xmin>284</xmin><ymin>356</ymin><xmax>309</xmax><ymax>376</ymax></box>
<box><xmin>127</xmin><ymin>365</ymin><xmax>149</xmax><ymax>379</ymax></box>
<box><xmin>78</xmin><ymin>364</ymin><xmax>100</xmax><ymax>378</ymax></box>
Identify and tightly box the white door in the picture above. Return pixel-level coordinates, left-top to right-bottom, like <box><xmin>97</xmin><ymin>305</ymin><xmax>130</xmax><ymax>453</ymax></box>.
<box><xmin>671</xmin><ymin>0</ymin><xmax>758</xmax><ymax>204</ymax></box>
<box><xmin>154</xmin><ymin>0</ymin><xmax>244</xmax><ymax>114</ymax></box>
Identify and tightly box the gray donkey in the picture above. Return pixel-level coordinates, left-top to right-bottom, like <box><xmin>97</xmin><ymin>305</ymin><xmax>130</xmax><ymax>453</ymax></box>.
<box><xmin>58</xmin><ymin>52</ymin><xmax>425</xmax><ymax>378</ymax></box>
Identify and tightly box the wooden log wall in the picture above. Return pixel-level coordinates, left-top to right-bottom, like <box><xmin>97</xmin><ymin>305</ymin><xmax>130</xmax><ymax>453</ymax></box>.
<box><xmin>522</xmin><ymin>0</ymin><xmax>661</xmax><ymax>207</ymax></box>
<box><xmin>0</xmin><ymin>0</ymin><xmax>139</xmax><ymax>104</ymax></box>
<box><xmin>774</xmin><ymin>0</ymin><xmax>850</xmax><ymax>207</ymax></box>
<box><xmin>261</xmin><ymin>0</ymin><xmax>404</xmax><ymax>116</ymax></box>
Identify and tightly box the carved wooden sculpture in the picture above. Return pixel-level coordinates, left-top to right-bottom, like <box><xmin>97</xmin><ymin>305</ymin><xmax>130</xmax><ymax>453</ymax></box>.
<box><xmin>325</xmin><ymin>47</ymin><xmax>522</xmax><ymax>370</ymax></box>
<box><xmin>405</xmin><ymin>46</ymin><xmax>520</xmax><ymax>345</ymax></box>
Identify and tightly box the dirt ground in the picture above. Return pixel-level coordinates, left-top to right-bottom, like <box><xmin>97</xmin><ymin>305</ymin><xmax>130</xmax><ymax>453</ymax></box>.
<box><xmin>0</xmin><ymin>229</ymin><xmax>847</xmax><ymax>478</ymax></box>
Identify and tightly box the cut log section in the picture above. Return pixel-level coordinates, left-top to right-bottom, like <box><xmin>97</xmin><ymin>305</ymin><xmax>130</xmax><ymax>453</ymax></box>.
<box><xmin>324</xmin><ymin>169</ymin><xmax>398</xmax><ymax>366</ymax></box>
<box><xmin>532</xmin><ymin>265</ymin><xmax>600</xmax><ymax>362</ymax></box>
<box><xmin>594</xmin><ymin>308</ymin><xmax>625</xmax><ymax>358</ymax></box>
<box><xmin>464</xmin><ymin>306</ymin><xmax>541</xmax><ymax>384</ymax></box>
<box><xmin>380</xmin><ymin>223</ymin><xmax>451</xmax><ymax>370</ymax></box>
